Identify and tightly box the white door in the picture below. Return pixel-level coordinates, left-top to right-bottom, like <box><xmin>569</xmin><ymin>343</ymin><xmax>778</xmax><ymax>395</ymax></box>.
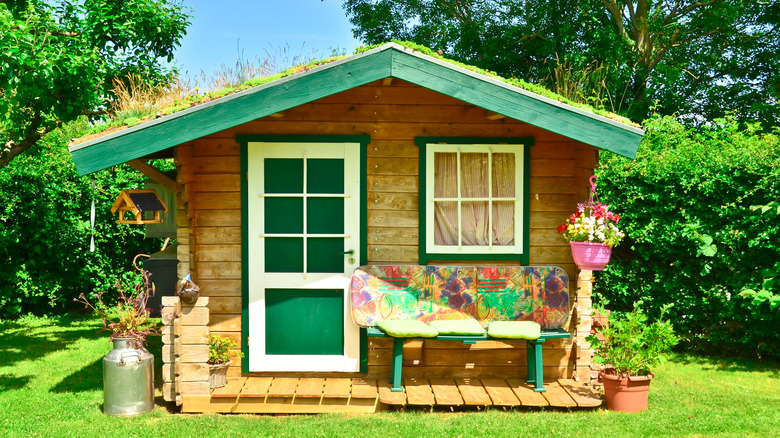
<box><xmin>247</xmin><ymin>142</ymin><xmax>361</xmax><ymax>372</ymax></box>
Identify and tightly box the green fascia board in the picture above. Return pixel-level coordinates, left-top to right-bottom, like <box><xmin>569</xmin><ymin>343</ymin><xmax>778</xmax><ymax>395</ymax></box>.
<box><xmin>69</xmin><ymin>48</ymin><xmax>394</xmax><ymax>175</ymax></box>
<box><xmin>70</xmin><ymin>43</ymin><xmax>643</xmax><ymax>176</ymax></box>
<box><xmin>391</xmin><ymin>47</ymin><xmax>643</xmax><ymax>158</ymax></box>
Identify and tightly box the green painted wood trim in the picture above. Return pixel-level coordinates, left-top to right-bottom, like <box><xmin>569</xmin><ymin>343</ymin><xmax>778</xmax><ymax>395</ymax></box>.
<box><xmin>238</xmin><ymin>135</ymin><xmax>370</xmax><ymax>367</ymax></box>
<box><xmin>236</xmin><ymin>135</ymin><xmax>372</xmax><ymax>145</ymax></box>
<box><xmin>416</xmin><ymin>137</ymin><xmax>531</xmax><ymax>265</ymax></box>
<box><xmin>394</xmin><ymin>50</ymin><xmax>641</xmax><ymax>158</ymax></box>
<box><xmin>71</xmin><ymin>51</ymin><xmax>392</xmax><ymax>175</ymax></box>
<box><xmin>414</xmin><ymin>137</ymin><xmax>534</xmax><ymax>147</ymax></box>
<box><xmin>240</xmin><ymin>139</ymin><xmax>250</xmax><ymax>374</ymax></box>
<box><xmin>360</xmin><ymin>142</ymin><xmax>368</xmax><ymax>266</ymax></box>
<box><xmin>71</xmin><ymin>43</ymin><xmax>642</xmax><ymax>176</ymax></box>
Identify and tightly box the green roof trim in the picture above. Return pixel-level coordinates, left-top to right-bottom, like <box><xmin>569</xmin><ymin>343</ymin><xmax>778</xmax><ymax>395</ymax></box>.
<box><xmin>69</xmin><ymin>43</ymin><xmax>644</xmax><ymax>175</ymax></box>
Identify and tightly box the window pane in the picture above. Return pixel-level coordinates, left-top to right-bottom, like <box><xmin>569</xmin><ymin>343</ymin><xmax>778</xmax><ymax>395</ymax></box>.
<box><xmin>461</xmin><ymin>201</ymin><xmax>489</xmax><ymax>246</ymax></box>
<box><xmin>492</xmin><ymin>153</ymin><xmax>515</xmax><ymax>197</ymax></box>
<box><xmin>434</xmin><ymin>153</ymin><xmax>457</xmax><ymax>198</ymax></box>
<box><xmin>461</xmin><ymin>153</ymin><xmax>489</xmax><ymax>197</ymax></box>
<box><xmin>434</xmin><ymin>201</ymin><xmax>458</xmax><ymax>245</ymax></box>
<box><xmin>493</xmin><ymin>201</ymin><xmax>515</xmax><ymax>245</ymax></box>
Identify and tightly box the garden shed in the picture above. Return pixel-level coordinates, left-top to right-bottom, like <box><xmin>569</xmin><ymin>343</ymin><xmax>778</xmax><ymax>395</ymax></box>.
<box><xmin>69</xmin><ymin>43</ymin><xmax>643</xmax><ymax>413</ymax></box>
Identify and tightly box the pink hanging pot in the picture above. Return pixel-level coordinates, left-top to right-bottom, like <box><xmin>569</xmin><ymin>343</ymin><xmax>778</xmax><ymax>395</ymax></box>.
<box><xmin>570</xmin><ymin>241</ymin><xmax>612</xmax><ymax>271</ymax></box>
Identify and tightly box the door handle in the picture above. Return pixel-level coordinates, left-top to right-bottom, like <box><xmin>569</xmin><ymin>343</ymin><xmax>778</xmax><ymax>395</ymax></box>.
<box><xmin>342</xmin><ymin>250</ymin><xmax>355</xmax><ymax>255</ymax></box>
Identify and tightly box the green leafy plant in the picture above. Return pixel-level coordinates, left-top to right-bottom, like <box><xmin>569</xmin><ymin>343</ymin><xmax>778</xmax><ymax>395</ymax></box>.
<box><xmin>587</xmin><ymin>301</ymin><xmax>678</xmax><ymax>377</ymax></box>
<box><xmin>208</xmin><ymin>334</ymin><xmax>243</xmax><ymax>365</ymax></box>
<box><xmin>74</xmin><ymin>270</ymin><xmax>159</xmax><ymax>347</ymax></box>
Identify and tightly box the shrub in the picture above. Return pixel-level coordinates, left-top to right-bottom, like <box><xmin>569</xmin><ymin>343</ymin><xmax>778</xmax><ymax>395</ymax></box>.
<box><xmin>0</xmin><ymin>118</ymin><xmax>168</xmax><ymax>318</ymax></box>
<box><xmin>595</xmin><ymin>115</ymin><xmax>780</xmax><ymax>359</ymax></box>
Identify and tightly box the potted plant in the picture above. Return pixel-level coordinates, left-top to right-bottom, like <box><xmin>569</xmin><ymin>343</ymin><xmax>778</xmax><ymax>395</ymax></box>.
<box><xmin>586</xmin><ymin>301</ymin><xmax>678</xmax><ymax>412</ymax></box>
<box><xmin>208</xmin><ymin>334</ymin><xmax>243</xmax><ymax>389</ymax></box>
<box><xmin>558</xmin><ymin>201</ymin><xmax>624</xmax><ymax>270</ymax></box>
<box><xmin>74</xmin><ymin>270</ymin><xmax>159</xmax><ymax>416</ymax></box>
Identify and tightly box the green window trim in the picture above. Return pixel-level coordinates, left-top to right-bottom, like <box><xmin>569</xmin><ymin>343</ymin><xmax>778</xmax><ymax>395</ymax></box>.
<box><xmin>415</xmin><ymin>137</ymin><xmax>532</xmax><ymax>265</ymax></box>
<box><xmin>239</xmin><ymin>134</ymin><xmax>370</xmax><ymax>373</ymax></box>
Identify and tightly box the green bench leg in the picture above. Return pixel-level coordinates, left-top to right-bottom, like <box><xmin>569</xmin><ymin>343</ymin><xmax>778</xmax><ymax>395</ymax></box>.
<box><xmin>526</xmin><ymin>338</ymin><xmax>547</xmax><ymax>392</ymax></box>
<box><xmin>389</xmin><ymin>337</ymin><xmax>405</xmax><ymax>392</ymax></box>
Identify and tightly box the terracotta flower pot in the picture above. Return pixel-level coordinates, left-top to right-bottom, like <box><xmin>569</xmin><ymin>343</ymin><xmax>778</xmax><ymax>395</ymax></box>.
<box><xmin>570</xmin><ymin>241</ymin><xmax>612</xmax><ymax>271</ymax></box>
<box><xmin>602</xmin><ymin>372</ymin><xmax>654</xmax><ymax>412</ymax></box>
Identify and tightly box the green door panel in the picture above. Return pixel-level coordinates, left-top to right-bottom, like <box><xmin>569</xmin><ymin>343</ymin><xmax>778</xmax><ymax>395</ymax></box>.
<box><xmin>265</xmin><ymin>289</ymin><xmax>344</xmax><ymax>355</ymax></box>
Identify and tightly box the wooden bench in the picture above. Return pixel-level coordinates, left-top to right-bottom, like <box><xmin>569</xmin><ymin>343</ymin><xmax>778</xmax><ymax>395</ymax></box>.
<box><xmin>350</xmin><ymin>265</ymin><xmax>571</xmax><ymax>392</ymax></box>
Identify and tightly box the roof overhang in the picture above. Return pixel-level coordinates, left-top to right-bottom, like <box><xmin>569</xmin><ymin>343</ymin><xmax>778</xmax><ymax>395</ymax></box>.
<box><xmin>70</xmin><ymin>43</ymin><xmax>644</xmax><ymax>175</ymax></box>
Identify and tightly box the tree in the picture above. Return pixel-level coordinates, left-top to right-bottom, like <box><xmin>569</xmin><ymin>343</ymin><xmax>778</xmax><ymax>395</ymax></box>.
<box><xmin>0</xmin><ymin>0</ymin><xmax>191</xmax><ymax>168</ymax></box>
<box><xmin>342</xmin><ymin>0</ymin><xmax>779</xmax><ymax>127</ymax></box>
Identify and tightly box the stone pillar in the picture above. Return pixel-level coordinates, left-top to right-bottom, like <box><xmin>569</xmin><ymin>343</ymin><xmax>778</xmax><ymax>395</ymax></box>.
<box><xmin>573</xmin><ymin>270</ymin><xmax>594</xmax><ymax>384</ymax></box>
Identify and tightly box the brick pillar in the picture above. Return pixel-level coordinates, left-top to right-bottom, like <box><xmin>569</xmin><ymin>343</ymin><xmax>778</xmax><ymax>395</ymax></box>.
<box><xmin>161</xmin><ymin>296</ymin><xmax>182</xmax><ymax>405</ymax></box>
<box><xmin>573</xmin><ymin>270</ymin><xmax>594</xmax><ymax>384</ymax></box>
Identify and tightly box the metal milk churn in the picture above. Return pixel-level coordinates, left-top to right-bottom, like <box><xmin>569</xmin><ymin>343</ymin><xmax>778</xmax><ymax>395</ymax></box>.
<box><xmin>103</xmin><ymin>337</ymin><xmax>154</xmax><ymax>416</ymax></box>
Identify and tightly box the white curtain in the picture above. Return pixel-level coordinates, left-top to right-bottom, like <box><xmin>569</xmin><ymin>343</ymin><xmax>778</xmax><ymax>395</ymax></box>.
<box><xmin>433</xmin><ymin>152</ymin><xmax>515</xmax><ymax>246</ymax></box>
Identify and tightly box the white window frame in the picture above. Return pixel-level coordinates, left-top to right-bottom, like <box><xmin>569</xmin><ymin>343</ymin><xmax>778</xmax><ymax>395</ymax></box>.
<box><xmin>424</xmin><ymin>143</ymin><xmax>525</xmax><ymax>256</ymax></box>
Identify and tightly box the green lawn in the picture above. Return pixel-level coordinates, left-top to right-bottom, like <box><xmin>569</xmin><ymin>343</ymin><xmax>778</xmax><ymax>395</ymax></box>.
<box><xmin>1</xmin><ymin>315</ymin><xmax>778</xmax><ymax>438</ymax></box>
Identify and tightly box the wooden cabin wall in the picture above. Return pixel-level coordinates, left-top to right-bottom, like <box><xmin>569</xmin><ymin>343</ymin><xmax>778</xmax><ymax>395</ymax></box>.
<box><xmin>175</xmin><ymin>79</ymin><xmax>597</xmax><ymax>381</ymax></box>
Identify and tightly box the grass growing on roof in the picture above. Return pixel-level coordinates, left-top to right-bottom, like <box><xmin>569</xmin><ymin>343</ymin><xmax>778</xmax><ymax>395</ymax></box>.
<box><xmin>1</xmin><ymin>314</ymin><xmax>778</xmax><ymax>437</ymax></box>
<box><xmin>74</xmin><ymin>41</ymin><xmax>638</xmax><ymax>146</ymax></box>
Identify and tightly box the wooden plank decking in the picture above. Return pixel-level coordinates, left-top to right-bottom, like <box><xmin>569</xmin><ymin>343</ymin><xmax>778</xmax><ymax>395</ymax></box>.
<box><xmin>182</xmin><ymin>377</ymin><xmax>602</xmax><ymax>413</ymax></box>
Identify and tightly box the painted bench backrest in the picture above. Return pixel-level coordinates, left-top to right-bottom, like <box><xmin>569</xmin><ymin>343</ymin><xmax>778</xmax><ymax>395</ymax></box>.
<box><xmin>350</xmin><ymin>265</ymin><xmax>570</xmax><ymax>330</ymax></box>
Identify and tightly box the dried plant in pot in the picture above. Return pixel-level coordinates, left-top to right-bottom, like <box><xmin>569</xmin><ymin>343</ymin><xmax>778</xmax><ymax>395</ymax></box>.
<box><xmin>208</xmin><ymin>335</ymin><xmax>244</xmax><ymax>389</ymax></box>
<box><xmin>586</xmin><ymin>301</ymin><xmax>678</xmax><ymax>412</ymax></box>
<box><xmin>74</xmin><ymin>270</ymin><xmax>160</xmax><ymax>416</ymax></box>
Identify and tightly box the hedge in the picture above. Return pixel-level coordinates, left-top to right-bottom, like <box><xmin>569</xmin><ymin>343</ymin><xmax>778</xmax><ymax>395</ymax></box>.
<box><xmin>595</xmin><ymin>115</ymin><xmax>780</xmax><ymax>359</ymax></box>
<box><xmin>0</xmin><ymin>119</ymin><xmax>167</xmax><ymax>318</ymax></box>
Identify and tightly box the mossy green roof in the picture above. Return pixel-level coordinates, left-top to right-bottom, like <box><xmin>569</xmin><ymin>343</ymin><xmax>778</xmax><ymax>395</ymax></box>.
<box><xmin>69</xmin><ymin>42</ymin><xmax>644</xmax><ymax>175</ymax></box>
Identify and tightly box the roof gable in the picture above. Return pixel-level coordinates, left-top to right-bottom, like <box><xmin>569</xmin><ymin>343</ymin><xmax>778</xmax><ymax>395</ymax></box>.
<box><xmin>70</xmin><ymin>43</ymin><xmax>644</xmax><ymax>175</ymax></box>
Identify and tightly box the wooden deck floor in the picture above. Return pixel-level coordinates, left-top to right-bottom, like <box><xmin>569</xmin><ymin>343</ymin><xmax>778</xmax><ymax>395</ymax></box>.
<box><xmin>182</xmin><ymin>377</ymin><xmax>603</xmax><ymax>414</ymax></box>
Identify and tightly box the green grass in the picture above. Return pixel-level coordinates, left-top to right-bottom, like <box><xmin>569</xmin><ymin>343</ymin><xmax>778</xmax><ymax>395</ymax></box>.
<box><xmin>1</xmin><ymin>315</ymin><xmax>778</xmax><ymax>437</ymax></box>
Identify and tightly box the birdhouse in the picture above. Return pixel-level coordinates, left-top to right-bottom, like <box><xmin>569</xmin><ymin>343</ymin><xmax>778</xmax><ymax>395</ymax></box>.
<box><xmin>110</xmin><ymin>189</ymin><xmax>168</xmax><ymax>224</ymax></box>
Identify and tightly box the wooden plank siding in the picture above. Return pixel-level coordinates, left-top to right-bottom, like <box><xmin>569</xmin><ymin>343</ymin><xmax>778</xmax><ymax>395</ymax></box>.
<box><xmin>177</xmin><ymin>78</ymin><xmax>593</xmax><ymax>382</ymax></box>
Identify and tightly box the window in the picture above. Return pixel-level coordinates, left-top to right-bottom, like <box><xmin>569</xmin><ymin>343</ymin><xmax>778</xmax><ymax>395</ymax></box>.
<box><xmin>417</xmin><ymin>138</ymin><xmax>531</xmax><ymax>263</ymax></box>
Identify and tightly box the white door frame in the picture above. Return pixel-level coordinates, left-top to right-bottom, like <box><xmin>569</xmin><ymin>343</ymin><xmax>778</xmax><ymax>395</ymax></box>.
<box><xmin>246</xmin><ymin>142</ymin><xmax>361</xmax><ymax>372</ymax></box>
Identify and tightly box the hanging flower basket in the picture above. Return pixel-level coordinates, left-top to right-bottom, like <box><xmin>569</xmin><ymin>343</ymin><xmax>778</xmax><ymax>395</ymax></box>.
<box><xmin>570</xmin><ymin>241</ymin><xmax>612</xmax><ymax>271</ymax></box>
<box><xmin>558</xmin><ymin>176</ymin><xmax>624</xmax><ymax>270</ymax></box>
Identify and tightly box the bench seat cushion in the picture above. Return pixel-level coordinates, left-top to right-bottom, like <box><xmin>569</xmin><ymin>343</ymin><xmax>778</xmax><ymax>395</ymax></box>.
<box><xmin>487</xmin><ymin>321</ymin><xmax>541</xmax><ymax>340</ymax></box>
<box><xmin>377</xmin><ymin>320</ymin><xmax>439</xmax><ymax>338</ymax></box>
<box><xmin>429</xmin><ymin>319</ymin><xmax>486</xmax><ymax>336</ymax></box>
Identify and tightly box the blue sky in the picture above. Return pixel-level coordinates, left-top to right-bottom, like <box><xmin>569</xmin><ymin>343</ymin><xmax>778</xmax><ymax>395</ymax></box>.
<box><xmin>173</xmin><ymin>1</ymin><xmax>361</xmax><ymax>79</ymax></box>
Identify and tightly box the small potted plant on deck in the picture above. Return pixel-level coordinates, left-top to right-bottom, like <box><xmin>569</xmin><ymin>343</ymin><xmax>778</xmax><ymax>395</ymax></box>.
<box><xmin>586</xmin><ymin>301</ymin><xmax>678</xmax><ymax>412</ymax></box>
<box><xmin>208</xmin><ymin>334</ymin><xmax>243</xmax><ymax>389</ymax></box>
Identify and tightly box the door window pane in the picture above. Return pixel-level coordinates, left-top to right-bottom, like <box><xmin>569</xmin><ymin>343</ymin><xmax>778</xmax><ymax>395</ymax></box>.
<box><xmin>265</xmin><ymin>159</ymin><xmax>303</xmax><ymax>193</ymax></box>
<box><xmin>307</xmin><ymin>159</ymin><xmax>344</xmax><ymax>194</ymax></box>
<box><xmin>265</xmin><ymin>237</ymin><xmax>303</xmax><ymax>272</ymax></box>
<box><xmin>264</xmin><ymin>197</ymin><xmax>303</xmax><ymax>234</ymax></box>
<box><xmin>307</xmin><ymin>197</ymin><xmax>344</xmax><ymax>234</ymax></box>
